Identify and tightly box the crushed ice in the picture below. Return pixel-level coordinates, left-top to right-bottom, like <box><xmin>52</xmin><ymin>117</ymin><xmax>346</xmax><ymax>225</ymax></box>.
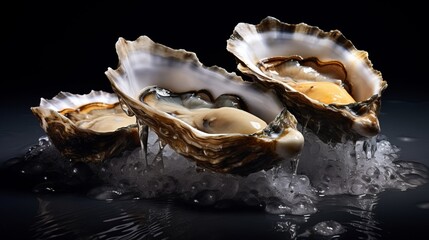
<box><xmin>5</xmin><ymin>129</ymin><xmax>428</xmax><ymax>215</ymax></box>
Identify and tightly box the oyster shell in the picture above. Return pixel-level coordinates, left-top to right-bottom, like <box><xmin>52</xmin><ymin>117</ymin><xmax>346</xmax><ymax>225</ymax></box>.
<box><xmin>227</xmin><ymin>16</ymin><xmax>387</xmax><ymax>143</ymax></box>
<box><xmin>31</xmin><ymin>90</ymin><xmax>139</xmax><ymax>162</ymax></box>
<box><xmin>105</xmin><ymin>36</ymin><xmax>304</xmax><ymax>175</ymax></box>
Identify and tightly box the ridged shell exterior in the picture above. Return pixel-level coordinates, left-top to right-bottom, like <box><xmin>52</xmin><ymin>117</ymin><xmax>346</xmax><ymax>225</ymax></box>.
<box><xmin>105</xmin><ymin>36</ymin><xmax>304</xmax><ymax>175</ymax></box>
<box><xmin>31</xmin><ymin>90</ymin><xmax>139</xmax><ymax>162</ymax></box>
<box><xmin>227</xmin><ymin>16</ymin><xmax>387</xmax><ymax>143</ymax></box>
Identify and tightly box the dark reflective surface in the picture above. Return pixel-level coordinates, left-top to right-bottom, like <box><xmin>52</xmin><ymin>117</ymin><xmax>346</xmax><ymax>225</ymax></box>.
<box><xmin>1</xmin><ymin>101</ymin><xmax>429</xmax><ymax>240</ymax></box>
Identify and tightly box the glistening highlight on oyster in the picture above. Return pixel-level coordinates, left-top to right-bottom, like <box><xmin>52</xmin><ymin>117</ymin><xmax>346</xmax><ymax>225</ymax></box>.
<box><xmin>31</xmin><ymin>90</ymin><xmax>139</xmax><ymax>162</ymax></box>
<box><xmin>105</xmin><ymin>36</ymin><xmax>304</xmax><ymax>175</ymax></box>
<box><xmin>227</xmin><ymin>16</ymin><xmax>387</xmax><ymax>143</ymax></box>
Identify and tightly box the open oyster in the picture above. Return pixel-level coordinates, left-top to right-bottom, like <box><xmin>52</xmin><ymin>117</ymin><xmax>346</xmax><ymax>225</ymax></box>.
<box><xmin>31</xmin><ymin>90</ymin><xmax>139</xmax><ymax>162</ymax></box>
<box><xmin>227</xmin><ymin>16</ymin><xmax>387</xmax><ymax>143</ymax></box>
<box><xmin>105</xmin><ymin>36</ymin><xmax>304</xmax><ymax>175</ymax></box>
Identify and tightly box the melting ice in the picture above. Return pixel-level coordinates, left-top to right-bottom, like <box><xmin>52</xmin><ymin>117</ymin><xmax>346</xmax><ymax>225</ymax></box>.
<box><xmin>6</xmin><ymin>129</ymin><xmax>428</xmax><ymax>216</ymax></box>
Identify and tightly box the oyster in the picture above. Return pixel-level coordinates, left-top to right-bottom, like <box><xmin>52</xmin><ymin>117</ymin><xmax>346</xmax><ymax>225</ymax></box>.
<box><xmin>31</xmin><ymin>90</ymin><xmax>139</xmax><ymax>162</ymax></box>
<box><xmin>227</xmin><ymin>16</ymin><xmax>387</xmax><ymax>142</ymax></box>
<box><xmin>105</xmin><ymin>36</ymin><xmax>304</xmax><ymax>175</ymax></box>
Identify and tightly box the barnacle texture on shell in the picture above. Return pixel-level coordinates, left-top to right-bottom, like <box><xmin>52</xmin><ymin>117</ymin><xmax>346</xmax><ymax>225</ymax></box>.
<box><xmin>31</xmin><ymin>90</ymin><xmax>139</xmax><ymax>162</ymax></box>
<box><xmin>105</xmin><ymin>36</ymin><xmax>304</xmax><ymax>175</ymax></box>
<box><xmin>227</xmin><ymin>16</ymin><xmax>387</xmax><ymax>143</ymax></box>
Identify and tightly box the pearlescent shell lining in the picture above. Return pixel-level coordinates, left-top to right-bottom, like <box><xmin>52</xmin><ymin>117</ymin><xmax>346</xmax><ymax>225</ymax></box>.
<box><xmin>31</xmin><ymin>90</ymin><xmax>139</xmax><ymax>162</ymax></box>
<box><xmin>227</xmin><ymin>16</ymin><xmax>387</xmax><ymax>142</ymax></box>
<box><xmin>105</xmin><ymin>36</ymin><xmax>304</xmax><ymax>175</ymax></box>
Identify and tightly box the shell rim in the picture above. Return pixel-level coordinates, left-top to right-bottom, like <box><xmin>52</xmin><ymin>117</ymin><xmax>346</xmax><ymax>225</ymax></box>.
<box><xmin>31</xmin><ymin>90</ymin><xmax>137</xmax><ymax>135</ymax></box>
<box><xmin>227</xmin><ymin>16</ymin><xmax>388</xmax><ymax>109</ymax></box>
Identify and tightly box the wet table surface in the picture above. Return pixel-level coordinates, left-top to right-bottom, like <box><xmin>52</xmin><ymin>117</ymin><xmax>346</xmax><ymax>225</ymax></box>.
<box><xmin>1</xmin><ymin>100</ymin><xmax>429</xmax><ymax>240</ymax></box>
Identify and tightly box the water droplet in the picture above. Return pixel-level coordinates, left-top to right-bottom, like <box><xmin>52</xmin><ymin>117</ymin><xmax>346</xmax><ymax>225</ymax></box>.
<box><xmin>119</xmin><ymin>98</ymin><xmax>134</xmax><ymax>116</ymax></box>
<box><xmin>38</xmin><ymin>136</ymin><xmax>51</xmax><ymax>147</ymax></box>
<box><xmin>350</xmin><ymin>179</ymin><xmax>367</xmax><ymax>195</ymax></box>
<box><xmin>312</xmin><ymin>220</ymin><xmax>345</xmax><ymax>236</ymax></box>
<box><xmin>264</xmin><ymin>198</ymin><xmax>293</xmax><ymax>215</ymax></box>
<box><xmin>291</xmin><ymin>201</ymin><xmax>317</xmax><ymax>215</ymax></box>
<box><xmin>363</xmin><ymin>137</ymin><xmax>377</xmax><ymax>159</ymax></box>
<box><xmin>70</xmin><ymin>162</ymin><xmax>93</xmax><ymax>183</ymax></box>
<box><xmin>298</xmin><ymin>175</ymin><xmax>310</xmax><ymax>187</ymax></box>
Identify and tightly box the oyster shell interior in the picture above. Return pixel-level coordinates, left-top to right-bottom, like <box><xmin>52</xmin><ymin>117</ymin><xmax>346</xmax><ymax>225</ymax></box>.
<box><xmin>259</xmin><ymin>56</ymin><xmax>356</xmax><ymax>105</ymax></box>
<box><xmin>31</xmin><ymin>90</ymin><xmax>139</xmax><ymax>162</ymax></box>
<box><xmin>141</xmin><ymin>87</ymin><xmax>267</xmax><ymax>134</ymax></box>
<box><xmin>105</xmin><ymin>36</ymin><xmax>304</xmax><ymax>175</ymax></box>
<box><xmin>60</xmin><ymin>101</ymin><xmax>135</xmax><ymax>132</ymax></box>
<box><xmin>227</xmin><ymin>16</ymin><xmax>388</xmax><ymax>142</ymax></box>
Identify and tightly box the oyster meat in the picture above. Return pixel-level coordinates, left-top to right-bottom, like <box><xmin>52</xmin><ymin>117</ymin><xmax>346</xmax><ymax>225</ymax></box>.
<box><xmin>105</xmin><ymin>36</ymin><xmax>304</xmax><ymax>175</ymax></box>
<box><xmin>141</xmin><ymin>87</ymin><xmax>267</xmax><ymax>135</ymax></box>
<box><xmin>227</xmin><ymin>16</ymin><xmax>387</xmax><ymax>142</ymax></box>
<box><xmin>31</xmin><ymin>90</ymin><xmax>139</xmax><ymax>162</ymax></box>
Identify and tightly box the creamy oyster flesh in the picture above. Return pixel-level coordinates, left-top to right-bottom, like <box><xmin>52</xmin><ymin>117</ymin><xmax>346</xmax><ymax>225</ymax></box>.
<box><xmin>292</xmin><ymin>82</ymin><xmax>355</xmax><ymax>105</ymax></box>
<box><xmin>228</xmin><ymin>29</ymin><xmax>383</xmax><ymax>101</ymax></box>
<box><xmin>263</xmin><ymin>59</ymin><xmax>343</xmax><ymax>85</ymax></box>
<box><xmin>64</xmin><ymin>104</ymin><xmax>136</xmax><ymax>132</ymax></box>
<box><xmin>261</xmin><ymin>59</ymin><xmax>355</xmax><ymax>104</ymax></box>
<box><xmin>142</xmin><ymin>88</ymin><xmax>267</xmax><ymax>134</ymax></box>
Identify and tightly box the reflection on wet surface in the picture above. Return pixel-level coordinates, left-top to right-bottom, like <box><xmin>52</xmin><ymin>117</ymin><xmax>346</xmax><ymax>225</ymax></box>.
<box><xmin>1</xmin><ymin>101</ymin><xmax>429</xmax><ymax>240</ymax></box>
<box><xmin>31</xmin><ymin>196</ymin><xmax>173</xmax><ymax>240</ymax></box>
<box><xmin>26</xmin><ymin>194</ymin><xmax>398</xmax><ymax>239</ymax></box>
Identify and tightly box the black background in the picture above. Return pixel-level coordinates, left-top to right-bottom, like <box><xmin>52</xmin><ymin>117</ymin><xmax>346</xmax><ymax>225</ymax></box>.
<box><xmin>3</xmin><ymin>2</ymin><xmax>426</xmax><ymax>108</ymax></box>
